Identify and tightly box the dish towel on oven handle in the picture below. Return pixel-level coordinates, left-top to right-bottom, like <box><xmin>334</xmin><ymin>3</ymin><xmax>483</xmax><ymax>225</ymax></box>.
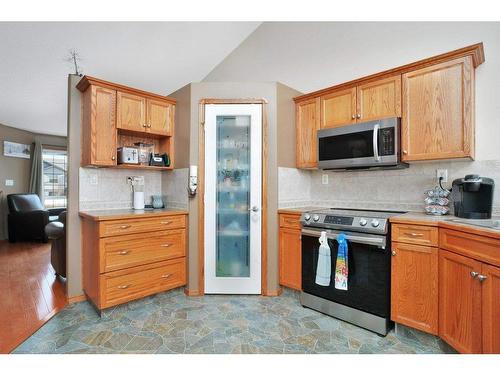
<box><xmin>335</xmin><ymin>233</ymin><xmax>348</xmax><ymax>290</ymax></box>
<box><xmin>315</xmin><ymin>231</ymin><xmax>331</xmax><ymax>286</ymax></box>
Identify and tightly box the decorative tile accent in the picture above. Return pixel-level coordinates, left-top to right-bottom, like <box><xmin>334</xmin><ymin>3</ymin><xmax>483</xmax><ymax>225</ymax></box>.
<box><xmin>14</xmin><ymin>289</ymin><xmax>452</xmax><ymax>354</ymax></box>
<box><xmin>279</xmin><ymin>160</ymin><xmax>500</xmax><ymax>214</ymax></box>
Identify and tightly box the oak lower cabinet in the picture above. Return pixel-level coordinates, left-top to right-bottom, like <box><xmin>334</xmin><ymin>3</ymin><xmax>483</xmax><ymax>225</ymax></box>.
<box><xmin>391</xmin><ymin>224</ymin><xmax>439</xmax><ymax>334</ymax></box>
<box><xmin>80</xmin><ymin>211</ymin><xmax>187</xmax><ymax>312</ymax></box>
<box><xmin>439</xmin><ymin>249</ymin><xmax>482</xmax><ymax>353</ymax></box>
<box><xmin>279</xmin><ymin>213</ymin><xmax>302</xmax><ymax>290</ymax></box>
<box><xmin>482</xmin><ymin>264</ymin><xmax>500</xmax><ymax>353</ymax></box>
<box><xmin>296</xmin><ymin>98</ymin><xmax>320</xmax><ymax>168</ymax></box>
<box><xmin>401</xmin><ymin>56</ymin><xmax>474</xmax><ymax>161</ymax></box>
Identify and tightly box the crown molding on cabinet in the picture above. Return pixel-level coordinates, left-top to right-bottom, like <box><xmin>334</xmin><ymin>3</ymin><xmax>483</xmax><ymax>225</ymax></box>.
<box><xmin>293</xmin><ymin>42</ymin><xmax>485</xmax><ymax>103</ymax></box>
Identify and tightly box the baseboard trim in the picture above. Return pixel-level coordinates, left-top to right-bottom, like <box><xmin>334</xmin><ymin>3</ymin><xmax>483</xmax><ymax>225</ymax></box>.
<box><xmin>68</xmin><ymin>294</ymin><xmax>87</xmax><ymax>304</ymax></box>
<box><xmin>263</xmin><ymin>288</ymin><xmax>283</xmax><ymax>297</ymax></box>
<box><xmin>184</xmin><ymin>288</ymin><xmax>203</xmax><ymax>297</ymax></box>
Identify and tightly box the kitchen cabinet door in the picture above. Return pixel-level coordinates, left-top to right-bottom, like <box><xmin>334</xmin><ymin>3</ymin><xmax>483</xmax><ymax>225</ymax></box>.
<box><xmin>391</xmin><ymin>242</ymin><xmax>438</xmax><ymax>334</ymax></box>
<box><xmin>81</xmin><ymin>85</ymin><xmax>117</xmax><ymax>166</ymax></box>
<box><xmin>296</xmin><ymin>97</ymin><xmax>320</xmax><ymax>168</ymax></box>
<box><xmin>320</xmin><ymin>88</ymin><xmax>356</xmax><ymax>129</ymax></box>
<box><xmin>481</xmin><ymin>263</ymin><xmax>500</xmax><ymax>354</ymax></box>
<box><xmin>116</xmin><ymin>91</ymin><xmax>146</xmax><ymax>132</ymax></box>
<box><xmin>279</xmin><ymin>227</ymin><xmax>301</xmax><ymax>290</ymax></box>
<box><xmin>357</xmin><ymin>75</ymin><xmax>401</xmax><ymax>122</ymax></box>
<box><xmin>147</xmin><ymin>99</ymin><xmax>174</xmax><ymax>136</ymax></box>
<box><xmin>439</xmin><ymin>249</ymin><xmax>482</xmax><ymax>353</ymax></box>
<box><xmin>401</xmin><ymin>56</ymin><xmax>474</xmax><ymax>161</ymax></box>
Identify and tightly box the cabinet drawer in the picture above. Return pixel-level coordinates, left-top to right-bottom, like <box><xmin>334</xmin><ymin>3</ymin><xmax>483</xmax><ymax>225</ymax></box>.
<box><xmin>440</xmin><ymin>229</ymin><xmax>500</xmax><ymax>267</ymax></box>
<box><xmin>101</xmin><ymin>229</ymin><xmax>186</xmax><ymax>273</ymax></box>
<box><xmin>280</xmin><ymin>214</ymin><xmax>301</xmax><ymax>229</ymax></box>
<box><xmin>100</xmin><ymin>258</ymin><xmax>186</xmax><ymax>308</ymax></box>
<box><xmin>99</xmin><ymin>215</ymin><xmax>186</xmax><ymax>237</ymax></box>
<box><xmin>392</xmin><ymin>224</ymin><xmax>438</xmax><ymax>246</ymax></box>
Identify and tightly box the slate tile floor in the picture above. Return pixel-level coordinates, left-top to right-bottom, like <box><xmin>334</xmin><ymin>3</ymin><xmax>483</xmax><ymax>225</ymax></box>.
<box><xmin>13</xmin><ymin>288</ymin><xmax>454</xmax><ymax>354</ymax></box>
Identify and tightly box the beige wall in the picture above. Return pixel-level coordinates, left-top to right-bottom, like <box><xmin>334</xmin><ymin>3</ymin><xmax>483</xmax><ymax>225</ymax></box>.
<box><xmin>0</xmin><ymin>123</ymin><xmax>67</xmax><ymax>240</ymax></box>
<box><xmin>204</xmin><ymin>22</ymin><xmax>500</xmax><ymax>161</ymax></box>
<box><xmin>277</xmin><ymin>83</ymin><xmax>302</xmax><ymax>168</ymax></box>
<box><xmin>169</xmin><ymin>82</ymin><xmax>282</xmax><ymax>294</ymax></box>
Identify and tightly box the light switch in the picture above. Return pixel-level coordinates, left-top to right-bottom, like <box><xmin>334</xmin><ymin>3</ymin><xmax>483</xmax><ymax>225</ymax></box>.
<box><xmin>322</xmin><ymin>174</ymin><xmax>329</xmax><ymax>185</ymax></box>
<box><xmin>5</xmin><ymin>179</ymin><xmax>14</xmax><ymax>186</ymax></box>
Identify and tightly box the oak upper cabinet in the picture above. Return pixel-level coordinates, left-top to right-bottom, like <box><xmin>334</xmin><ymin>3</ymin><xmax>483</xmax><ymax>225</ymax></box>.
<box><xmin>279</xmin><ymin>213</ymin><xmax>302</xmax><ymax>291</ymax></box>
<box><xmin>402</xmin><ymin>56</ymin><xmax>474</xmax><ymax>161</ymax></box>
<box><xmin>296</xmin><ymin>97</ymin><xmax>320</xmax><ymax>168</ymax></box>
<box><xmin>439</xmin><ymin>249</ymin><xmax>483</xmax><ymax>354</ymax></box>
<box><xmin>320</xmin><ymin>88</ymin><xmax>356</xmax><ymax>129</ymax></box>
<box><xmin>482</xmin><ymin>263</ymin><xmax>500</xmax><ymax>353</ymax></box>
<box><xmin>147</xmin><ymin>99</ymin><xmax>174</xmax><ymax>136</ymax></box>
<box><xmin>391</xmin><ymin>242</ymin><xmax>438</xmax><ymax>335</ymax></box>
<box><xmin>81</xmin><ymin>85</ymin><xmax>117</xmax><ymax>166</ymax></box>
<box><xmin>116</xmin><ymin>91</ymin><xmax>147</xmax><ymax>132</ymax></box>
<box><xmin>357</xmin><ymin>75</ymin><xmax>401</xmax><ymax>122</ymax></box>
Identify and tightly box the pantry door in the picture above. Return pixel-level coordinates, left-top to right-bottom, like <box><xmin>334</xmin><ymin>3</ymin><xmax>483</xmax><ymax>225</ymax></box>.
<box><xmin>204</xmin><ymin>104</ymin><xmax>262</xmax><ymax>294</ymax></box>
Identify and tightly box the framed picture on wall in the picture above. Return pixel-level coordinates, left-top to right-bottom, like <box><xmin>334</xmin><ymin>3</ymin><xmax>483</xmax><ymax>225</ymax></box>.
<box><xmin>3</xmin><ymin>141</ymin><xmax>31</xmax><ymax>159</ymax></box>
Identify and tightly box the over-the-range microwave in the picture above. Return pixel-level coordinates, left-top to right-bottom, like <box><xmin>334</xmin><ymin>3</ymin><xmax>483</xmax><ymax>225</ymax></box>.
<box><xmin>317</xmin><ymin>117</ymin><xmax>408</xmax><ymax>171</ymax></box>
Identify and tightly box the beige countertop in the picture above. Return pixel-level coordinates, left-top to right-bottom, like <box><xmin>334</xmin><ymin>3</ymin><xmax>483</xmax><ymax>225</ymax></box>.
<box><xmin>79</xmin><ymin>208</ymin><xmax>188</xmax><ymax>221</ymax></box>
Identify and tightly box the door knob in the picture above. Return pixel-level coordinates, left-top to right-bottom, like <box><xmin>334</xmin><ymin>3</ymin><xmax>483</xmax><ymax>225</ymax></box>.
<box><xmin>470</xmin><ymin>271</ymin><xmax>479</xmax><ymax>278</ymax></box>
<box><xmin>248</xmin><ymin>206</ymin><xmax>259</xmax><ymax>212</ymax></box>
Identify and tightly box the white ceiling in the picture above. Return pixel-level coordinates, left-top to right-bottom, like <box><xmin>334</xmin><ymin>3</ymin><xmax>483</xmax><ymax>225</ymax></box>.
<box><xmin>0</xmin><ymin>22</ymin><xmax>261</xmax><ymax>136</ymax></box>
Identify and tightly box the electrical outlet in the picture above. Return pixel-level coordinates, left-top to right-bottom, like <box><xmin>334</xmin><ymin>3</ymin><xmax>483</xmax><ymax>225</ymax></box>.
<box><xmin>322</xmin><ymin>174</ymin><xmax>329</xmax><ymax>185</ymax></box>
<box><xmin>436</xmin><ymin>169</ymin><xmax>448</xmax><ymax>183</ymax></box>
<box><xmin>5</xmin><ymin>179</ymin><xmax>14</xmax><ymax>186</ymax></box>
<box><xmin>89</xmin><ymin>174</ymin><xmax>98</xmax><ymax>185</ymax></box>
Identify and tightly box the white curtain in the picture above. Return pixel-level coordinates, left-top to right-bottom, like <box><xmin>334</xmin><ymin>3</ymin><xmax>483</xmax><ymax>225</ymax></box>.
<box><xmin>29</xmin><ymin>141</ymin><xmax>43</xmax><ymax>201</ymax></box>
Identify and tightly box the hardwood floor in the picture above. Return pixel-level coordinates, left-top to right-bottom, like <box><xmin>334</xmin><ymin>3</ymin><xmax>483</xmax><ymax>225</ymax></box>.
<box><xmin>0</xmin><ymin>240</ymin><xmax>67</xmax><ymax>353</ymax></box>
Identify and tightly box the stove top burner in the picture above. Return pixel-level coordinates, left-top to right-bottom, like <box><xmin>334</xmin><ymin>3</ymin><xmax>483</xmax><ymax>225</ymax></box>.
<box><xmin>300</xmin><ymin>207</ymin><xmax>406</xmax><ymax>235</ymax></box>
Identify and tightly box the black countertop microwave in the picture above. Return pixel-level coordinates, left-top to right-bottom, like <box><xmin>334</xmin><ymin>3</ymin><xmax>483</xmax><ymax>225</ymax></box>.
<box><xmin>317</xmin><ymin>117</ymin><xmax>408</xmax><ymax>171</ymax></box>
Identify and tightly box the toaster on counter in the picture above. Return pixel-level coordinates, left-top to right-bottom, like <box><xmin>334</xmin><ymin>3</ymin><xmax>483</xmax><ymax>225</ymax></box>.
<box><xmin>117</xmin><ymin>147</ymin><xmax>139</xmax><ymax>164</ymax></box>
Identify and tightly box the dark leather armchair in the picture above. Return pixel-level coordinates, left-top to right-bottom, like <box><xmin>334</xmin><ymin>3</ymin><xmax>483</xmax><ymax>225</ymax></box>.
<box><xmin>45</xmin><ymin>211</ymin><xmax>66</xmax><ymax>277</ymax></box>
<box><xmin>7</xmin><ymin>193</ymin><xmax>49</xmax><ymax>243</ymax></box>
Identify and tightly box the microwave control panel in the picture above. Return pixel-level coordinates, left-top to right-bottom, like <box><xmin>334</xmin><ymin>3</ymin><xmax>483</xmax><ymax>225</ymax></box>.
<box><xmin>379</xmin><ymin>128</ymin><xmax>395</xmax><ymax>156</ymax></box>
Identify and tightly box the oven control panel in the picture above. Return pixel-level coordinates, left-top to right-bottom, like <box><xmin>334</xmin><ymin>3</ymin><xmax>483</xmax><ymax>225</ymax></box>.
<box><xmin>323</xmin><ymin>215</ymin><xmax>354</xmax><ymax>225</ymax></box>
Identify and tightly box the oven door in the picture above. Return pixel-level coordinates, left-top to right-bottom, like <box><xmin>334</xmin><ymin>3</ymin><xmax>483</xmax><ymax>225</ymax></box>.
<box><xmin>317</xmin><ymin>117</ymin><xmax>400</xmax><ymax>169</ymax></box>
<box><xmin>301</xmin><ymin>228</ymin><xmax>391</xmax><ymax>318</ymax></box>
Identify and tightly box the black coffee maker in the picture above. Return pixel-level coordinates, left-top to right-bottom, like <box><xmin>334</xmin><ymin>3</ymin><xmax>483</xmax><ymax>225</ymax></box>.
<box><xmin>452</xmin><ymin>175</ymin><xmax>495</xmax><ymax>219</ymax></box>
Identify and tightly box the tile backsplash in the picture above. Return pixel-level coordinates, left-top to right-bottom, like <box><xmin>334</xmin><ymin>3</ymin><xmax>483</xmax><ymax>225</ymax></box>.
<box><xmin>279</xmin><ymin>160</ymin><xmax>500</xmax><ymax>214</ymax></box>
<box><xmin>79</xmin><ymin>168</ymin><xmax>162</xmax><ymax>210</ymax></box>
<box><xmin>161</xmin><ymin>168</ymin><xmax>189</xmax><ymax>210</ymax></box>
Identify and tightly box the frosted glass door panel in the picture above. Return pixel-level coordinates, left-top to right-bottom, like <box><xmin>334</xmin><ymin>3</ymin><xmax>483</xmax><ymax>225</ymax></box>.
<box><xmin>216</xmin><ymin>115</ymin><xmax>251</xmax><ymax>277</ymax></box>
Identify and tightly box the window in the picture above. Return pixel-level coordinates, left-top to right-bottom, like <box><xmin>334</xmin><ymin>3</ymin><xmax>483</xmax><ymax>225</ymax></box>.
<box><xmin>42</xmin><ymin>147</ymin><xmax>67</xmax><ymax>209</ymax></box>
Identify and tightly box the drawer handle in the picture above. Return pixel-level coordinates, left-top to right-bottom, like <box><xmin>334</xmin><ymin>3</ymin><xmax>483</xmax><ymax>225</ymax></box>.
<box><xmin>160</xmin><ymin>221</ymin><xmax>172</xmax><ymax>225</ymax></box>
<box><xmin>285</xmin><ymin>219</ymin><xmax>298</xmax><ymax>224</ymax></box>
<box><xmin>161</xmin><ymin>274</ymin><xmax>172</xmax><ymax>279</ymax></box>
<box><xmin>117</xmin><ymin>284</ymin><xmax>131</xmax><ymax>289</ymax></box>
<box><xmin>404</xmin><ymin>232</ymin><xmax>424</xmax><ymax>237</ymax></box>
<box><xmin>119</xmin><ymin>225</ymin><xmax>131</xmax><ymax>229</ymax></box>
<box><xmin>117</xmin><ymin>250</ymin><xmax>130</xmax><ymax>255</ymax></box>
<box><xmin>161</xmin><ymin>243</ymin><xmax>172</xmax><ymax>247</ymax></box>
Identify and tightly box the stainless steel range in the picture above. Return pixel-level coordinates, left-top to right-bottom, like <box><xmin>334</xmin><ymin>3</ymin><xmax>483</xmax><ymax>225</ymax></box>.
<box><xmin>299</xmin><ymin>208</ymin><xmax>405</xmax><ymax>336</ymax></box>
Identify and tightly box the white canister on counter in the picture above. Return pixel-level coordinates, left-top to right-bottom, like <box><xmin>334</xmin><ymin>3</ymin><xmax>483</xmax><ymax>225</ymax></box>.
<box><xmin>133</xmin><ymin>191</ymin><xmax>145</xmax><ymax>210</ymax></box>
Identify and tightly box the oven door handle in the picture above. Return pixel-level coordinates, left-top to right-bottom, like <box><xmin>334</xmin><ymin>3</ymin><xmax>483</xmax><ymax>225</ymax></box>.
<box><xmin>301</xmin><ymin>228</ymin><xmax>386</xmax><ymax>249</ymax></box>
<box><xmin>373</xmin><ymin>123</ymin><xmax>380</xmax><ymax>162</ymax></box>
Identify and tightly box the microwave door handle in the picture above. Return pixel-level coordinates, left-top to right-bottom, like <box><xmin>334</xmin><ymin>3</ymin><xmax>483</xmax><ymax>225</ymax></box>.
<box><xmin>373</xmin><ymin>123</ymin><xmax>380</xmax><ymax>162</ymax></box>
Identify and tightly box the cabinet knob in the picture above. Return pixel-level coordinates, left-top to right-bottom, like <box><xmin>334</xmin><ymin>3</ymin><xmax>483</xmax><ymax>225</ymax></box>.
<box><xmin>470</xmin><ymin>271</ymin><xmax>479</xmax><ymax>278</ymax></box>
<box><xmin>391</xmin><ymin>251</ymin><xmax>396</xmax><ymax>256</ymax></box>
<box><xmin>351</xmin><ymin>114</ymin><xmax>356</xmax><ymax>120</ymax></box>
<box><xmin>111</xmin><ymin>156</ymin><xmax>116</xmax><ymax>160</ymax></box>
<box><xmin>402</xmin><ymin>150</ymin><xmax>408</xmax><ymax>155</ymax></box>
<box><xmin>356</xmin><ymin>114</ymin><xmax>361</xmax><ymax>119</ymax></box>
<box><xmin>477</xmin><ymin>274</ymin><xmax>488</xmax><ymax>282</ymax></box>
<box><xmin>143</xmin><ymin>124</ymin><xmax>148</xmax><ymax>128</ymax></box>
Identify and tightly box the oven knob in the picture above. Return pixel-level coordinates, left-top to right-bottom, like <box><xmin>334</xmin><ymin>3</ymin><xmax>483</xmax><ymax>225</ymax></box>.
<box><xmin>304</xmin><ymin>213</ymin><xmax>311</xmax><ymax>221</ymax></box>
<box><xmin>359</xmin><ymin>218</ymin><xmax>367</xmax><ymax>226</ymax></box>
<box><xmin>371</xmin><ymin>219</ymin><xmax>380</xmax><ymax>227</ymax></box>
<box><xmin>313</xmin><ymin>214</ymin><xmax>320</xmax><ymax>222</ymax></box>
